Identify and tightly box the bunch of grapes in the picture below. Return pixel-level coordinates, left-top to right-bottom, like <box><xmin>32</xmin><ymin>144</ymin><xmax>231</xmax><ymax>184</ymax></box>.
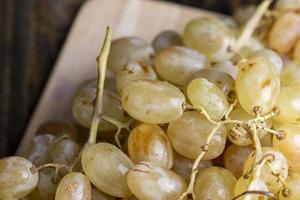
<box><xmin>2</xmin><ymin>0</ymin><xmax>300</xmax><ymax>199</ymax></box>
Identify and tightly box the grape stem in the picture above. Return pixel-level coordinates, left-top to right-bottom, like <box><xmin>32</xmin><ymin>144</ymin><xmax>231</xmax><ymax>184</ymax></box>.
<box><xmin>87</xmin><ymin>26</ymin><xmax>112</xmax><ymax>145</ymax></box>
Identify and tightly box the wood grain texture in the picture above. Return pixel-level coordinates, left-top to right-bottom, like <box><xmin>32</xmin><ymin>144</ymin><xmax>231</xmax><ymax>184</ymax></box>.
<box><xmin>16</xmin><ymin>0</ymin><xmax>228</xmax><ymax>156</ymax></box>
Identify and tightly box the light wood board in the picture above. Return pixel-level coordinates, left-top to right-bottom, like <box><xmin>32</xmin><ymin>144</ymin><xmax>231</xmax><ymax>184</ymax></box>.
<box><xmin>17</xmin><ymin>0</ymin><xmax>223</xmax><ymax>155</ymax></box>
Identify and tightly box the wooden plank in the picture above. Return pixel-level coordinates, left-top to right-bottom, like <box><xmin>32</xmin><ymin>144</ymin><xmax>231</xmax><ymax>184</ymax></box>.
<box><xmin>16</xmin><ymin>0</ymin><xmax>223</xmax><ymax>156</ymax></box>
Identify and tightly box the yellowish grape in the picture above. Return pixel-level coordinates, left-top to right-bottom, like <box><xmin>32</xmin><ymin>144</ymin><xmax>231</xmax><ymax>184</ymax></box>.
<box><xmin>92</xmin><ymin>187</ymin><xmax>116</xmax><ymax>200</ymax></box>
<box><xmin>151</xmin><ymin>31</ymin><xmax>183</xmax><ymax>52</ymax></box>
<box><xmin>234</xmin><ymin>178</ymin><xmax>269</xmax><ymax>200</ymax></box>
<box><xmin>251</xmin><ymin>49</ymin><xmax>283</xmax><ymax>74</ymax></box>
<box><xmin>281</xmin><ymin>61</ymin><xmax>300</xmax><ymax>85</ymax></box>
<box><xmin>214</xmin><ymin>60</ymin><xmax>238</xmax><ymax>80</ymax></box>
<box><xmin>279</xmin><ymin>174</ymin><xmax>300</xmax><ymax>200</ymax></box>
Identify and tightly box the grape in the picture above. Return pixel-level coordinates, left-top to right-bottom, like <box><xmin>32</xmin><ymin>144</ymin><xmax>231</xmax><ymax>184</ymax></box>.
<box><xmin>235</xmin><ymin>56</ymin><xmax>280</xmax><ymax>115</ymax></box>
<box><xmin>194</xmin><ymin>167</ymin><xmax>237</xmax><ymax>200</ymax></box>
<box><xmin>108</xmin><ymin>37</ymin><xmax>154</xmax><ymax>75</ymax></box>
<box><xmin>274</xmin><ymin>84</ymin><xmax>300</xmax><ymax>125</ymax></box>
<box><xmin>81</xmin><ymin>143</ymin><xmax>133</xmax><ymax>198</ymax></box>
<box><xmin>275</xmin><ymin>0</ymin><xmax>300</xmax><ymax>12</ymax></box>
<box><xmin>183</xmin><ymin>16</ymin><xmax>235</xmax><ymax>62</ymax></box>
<box><xmin>51</xmin><ymin>137</ymin><xmax>80</xmax><ymax>165</ymax></box>
<box><xmin>127</xmin><ymin>162</ymin><xmax>187</xmax><ymax>200</ymax></box>
<box><xmin>0</xmin><ymin>157</ymin><xmax>39</xmax><ymax>199</ymax></box>
<box><xmin>187</xmin><ymin>78</ymin><xmax>229</xmax><ymax>120</ymax></box>
<box><xmin>121</xmin><ymin>79</ymin><xmax>185</xmax><ymax>124</ymax></box>
<box><xmin>250</xmin><ymin>49</ymin><xmax>283</xmax><ymax>74</ymax></box>
<box><xmin>167</xmin><ymin>111</ymin><xmax>227</xmax><ymax>160</ymax></box>
<box><xmin>273</xmin><ymin>123</ymin><xmax>300</xmax><ymax>173</ymax></box>
<box><xmin>234</xmin><ymin>178</ymin><xmax>269</xmax><ymax>200</ymax></box>
<box><xmin>154</xmin><ymin>46</ymin><xmax>209</xmax><ymax>86</ymax></box>
<box><xmin>151</xmin><ymin>31</ymin><xmax>183</xmax><ymax>52</ymax></box>
<box><xmin>117</xmin><ymin>62</ymin><xmax>157</xmax><ymax>95</ymax></box>
<box><xmin>281</xmin><ymin>61</ymin><xmax>300</xmax><ymax>85</ymax></box>
<box><xmin>279</xmin><ymin>174</ymin><xmax>300</xmax><ymax>200</ymax></box>
<box><xmin>213</xmin><ymin>60</ymin><xmax>238</xmax><ymax>80</ymax></box>
<box><xmin>268</xmin><ymin>12</ymin><xmax>300</xmax><ymax>54</ymax></box>
<box><xmin>243</xmin><ymin>147</ymin><xmax>288</xmax><ymax>193</ymax></box>
<box><xmin>92</xmin><ymin>187</ymin><xmax>116</xmax><ymax>200</ymax></box>
<box><xmin>127</xmin><ymin>123</ymin><xmax>173</xmax><ymax>168</ymax></box>
<box><xmin>224</xmin><ymin>145</ymin><xmax>254</xmax><ymax>178</ymax></box>
<box><xmin>55</xmin><ymin>172</ymin><xmax>91</xmax><ymax>200</ymax></box>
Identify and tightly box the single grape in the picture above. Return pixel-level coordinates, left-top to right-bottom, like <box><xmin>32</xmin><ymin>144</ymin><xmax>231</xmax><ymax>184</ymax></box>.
<box><xmin>151</xmin><ymin>31</ymin><xmax>183</xmax><ymax>52</ymax></box>
<box><xmin>167</xmin><ymin>111</ymin><xmax>227</xmax><ymax>160</ymax></box>
<box><xmin>187</xmin><ymin>78</ymin><xmax>229</xmax><ymax>120</ymax></box>
<box><xmin>0</xmin><ymin>157</ymin><xmax>39</xmax><ymax>199</ymax></box>
<box><xmin>279</xmin><ymin>173</ymin><xmax>300</xmax><ymax>200</ymax></box>
<box><xmin>194</xmin><ymin>167</ymin><xmax>237</xmax><ymax>200</ymax></box>
<box><xmin>108</xmin><ymin>37</ymin><xmax>154</xmax><ymax>75</ymax></box>
<box><xmin>81</xmin><ymin>143</ymin><xmax>133</xmax><ymax>198</ymax></box>
<box><xmin>128</xmin><ymin>123</ymin><xmax>173</xmax><ymax>168</ymax></box>
<box><xmin>121</xmin><ymin>79</ymin><xmax>185</xmax><ymax>124</ymax></box>
<box><xmin>91</xmin><ymin>187</ymin><xmax>116</xmax><ymax>200</ymax></box>
<box><xmin>281</xmin><ymin>61</ymin><xmax>300</xmax><ymax>85</ymax></box>
<box><xmin>250</xmin><ymin>49</ymin><xmax>283</xmax><ymax>74</ymax></box>
<box><xmin>235</xmin><ymin>56</ymin><xmax>280</xmax><ymax>115</ymax></box>
<box><xmin>234</xmin><ymin>178</ymin><xmax>269</xmax><ymax>200</ymax></box>
<box><xmin>213</xmin><ymin>60</ymin><xmax>238</xmax><ymax>80</ymax></box>
<box><xmin>55</xmin><ymin>172</ymin><xmax>91</xmax><ymax>200</ymax></box>
<box><xmin>154</xmin><ymin>46</ymin><xmax>209</xmax><ymax>86</ymax></box>
<box><xmin>127</xmin><ymin>162</ymin><xmax>187</xmax><ymax>200</ymax></box>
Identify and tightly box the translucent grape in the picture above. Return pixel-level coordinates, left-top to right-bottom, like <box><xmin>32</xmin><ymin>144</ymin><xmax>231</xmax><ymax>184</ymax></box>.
<box><xmin>251</xmin><ymin>49</ymin><xmax>283</xmax><ymax>74</ymax></box>
<box><xmin>92</xmin><ymin>187</ymin><xmax>116</xmax><ymax>200</ymax></box>
<box><xmin>213</xmin><ymin>60</ymin><xmax>238</xmax><ymax>80</ymax></box>
<box><xmin>117</xmin><ymin>62</ymin><xmax>157</xmax><ymax>95</ymax></box>
<box><xmin>281</xmin><ymin>61</ymin><xmax>300</xmax><ymax>85</ymax></box>
<box><xmin>194</xmin><ymin>167</ymin><xmax>237</xmax><ymax>200</ymax></box>
<box><xmin>121</xmin><ymin>79</ymin><xmax>185</xmax><ymax>124</ymax></box>
<box><xmin>154</xmin><ymin>46</ymin><xmax>209</xmax><ymax>86</ymax></box>
<box><xmin>0</xmin><ymin>157</ymin><xmax>39</xmax><ymax>199</ymax></box>
<box><xmin>279</xmin><ymin>174</ymin><xmax>300</xmax><ymax>200</ymax></box>
<box><xmin>51</xmin><ymin>137</ymin><xmax>80</xmax><ymax>165</ymax></box>
<box><xmin>183</xmin><ymin>16</ymin><xmax>235</xmax><ymax>62</ymax></box>
<box><xmin>127</xmin><ymin>162</ymin><xmax>187</xmax><ymax>200</ymax></box>
<box><xmin>127</xmin><ymin>123</ymin><xmax>173</xmax><ymax>168</ymax></box>
<box><xmin>81</xmin><ymin>143</ymin><xmax>133</xmax><ymax>198</ymax></box>
<box><xmin>187</xmin><ymin>78</ymin><xmax>229</xmax><ymax>120</ymax></box>
<box><xmin>167</xmin><ymin>111</ymin><xmax>227</xmax><ymax>160</ymax></box>
<box><xmin>108</xmin><ymin>37</ymin><xmax>154</xmax><ymax>75</ymax></box>
<box><xmin>55</xmin><ymin>172</ymin><xmax>91</xmax><ymax>200</ymax></box>
<box><xmin>235</xmin><ymin>56</ymin><xmax>280</xmax><ymax>115</ymax></box>
<box><xmin>151</xmin><ymin>31</ymin><xmax>183</xmax><ymax>52</ymax></box>
<box><xmin>234</xmin><ymin>178</ymin><xmax>269</xmax><ymax>200</ymax></box>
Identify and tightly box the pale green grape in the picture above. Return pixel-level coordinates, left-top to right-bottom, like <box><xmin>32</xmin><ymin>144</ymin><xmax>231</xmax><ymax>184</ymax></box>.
<box><xmin>187</xmin><ymin>78</ymin><xmax>229</xmax><ymax>120</ymax></box>
<box><xmin>214</xmin><ymin>60</ymin><xmax>238</xmax><ymax>79</ymax></box>
<box><xmin>234</xmin><ymin>178</ymin><xmax>269</xmax><ymax>200</ymax></box>
<box><xmin>279</xmin><ymin>173</ymin><xmax>300</xmax><ymax>200</ymax></box>
<box><xmin>281</xmin><ymin>61</ymin><xmax>300</xmax><ymax>85</ymax></box>
<box><xmin>154</xmin><ymin>46</ymin><xmax>209</xmax><ymax>86</ymax></box>
<box><xmin>51</xmin><ymin>137</ymin><xmax>80</xmax><ymax>165</ymax></box>
<box><xmin>121</xmin><ymin>80</ymin><xmax>185</xmax><ymax>124</ymax></box>
<box><xmin>82</xmin><ymin>143</ymin><xmax>133</xmax><ymax>198</ymax></box>
<box><xmin>251</xmin><ymin>49</ymin><xmax>283</xmax><ymax>74</ymax></box>
<box><xmin>91</xmin><ymin>187</ymin><xmax>116</xmax><ymax>200</ymax></box>
<box><xmin>151</xmin><ymin>31</ymin><xmax>183</xmax><ymax>52</ymax></box>
<box><xmin>167</xmin><ymin>111</ymin><xmax>227</xmax><ymax>160</ymax></box>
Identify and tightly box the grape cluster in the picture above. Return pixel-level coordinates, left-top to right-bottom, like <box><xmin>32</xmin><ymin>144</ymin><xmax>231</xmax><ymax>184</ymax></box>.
<box><xmin>2</xmin><ymin>0</ymin><xmax>300</xmax><ymax>199</ymax></box>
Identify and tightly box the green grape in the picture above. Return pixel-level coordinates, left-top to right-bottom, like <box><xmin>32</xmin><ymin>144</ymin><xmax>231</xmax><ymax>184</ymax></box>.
<box><xmin>279</xmin><ymin>173</ymin><xmax>300</xmax><ymax>200</ymax></box>
<box><xmin>235</xmin><ymin>56</ymin><xmax>280</xmax><ymax>115</ymax></box>
<box><xmin>274</xmin><ymin>84</ymin><xmax>300</xmax><ymax>125</ymax></box>
<box><xmin>154</xmin><ymin>46</ymin><xmax>209</xmax><ymax>86</ymax></box>
<box><xmin>151</xmin><ymin>31</ymin><xmax>183</xmax><ymax>52</ymax></box>
<box><xmin>234</xmin><ymin>178</ymin><xmax>269</xmax><ymax>200</ymax></box>
<box><xmin>183</xmin><ymin>16</ymin><xmax>235</xmax><ymax>62</ymax></box>
<box><xmin>243</xmin><ymin>147</ymin><xmax>288</xmax><ymax>193</ymax></box>
<box><xmin>51</xmin><ymin>137</ymin><xmax>80</xmax><ymax>165</ymax></box>
<box><xmin>213</xmin><ymin>60</ymin><xmax>238</xmax><ymax>80</ymax></box>
<box><xmin>82</xmin><ymin>143</ymin><xmax>133</xmax><ymax>198</ymax></box>
<box><xmin>187</xmin><ymin>78</ymin><xmax>229</xmax><ymax>120</ymax></box>
<box><xmin>0</xmin><ymin>157</ymin><xmax>39</xmax><ymax>200</ymax></box>
<box><xmin>55</xmin><ymin>172</ymin><xmax>91</xmax><ymax>200</ymax></box>
<box><xmin>91</xmin><ymin>187</ymin><xmax>116</xmax><ymax>200</ymax></box>
<box><xmin>224</xmin><ymin>145</ymin><xmax>254</xmax><ymax>178</ymax></box>
<box><xmin>127</xmin><ymin>162</ymin><xmax>187</xmax><ymax>200</ymax></box>
<box><xmin>250</xmin><ymin>49</ymin><xmax>283</xmax><ymax>74</ymax></box>
<box><xmin>117</xmin><ymin>62</ymin><xmax>157</xmax><ymax>95</ymax></box>
<box><xmin>167</xmin><ymin>111</ymin><xmax>227</xmax><ymax>160</ymax></box>
<box><xmin>108</xmin><ymin>37</ymin><xmax>154</xmax><ymax>75</ymax></box>
<box><xmin>171</xmin><ymin>151</ymin><xmax>212</xmax><ymax>182</ymax></box>
<box><xmin>194</xmin><ymin>167</ymin><xmax>237</xmax><ymax>200</ymax></box>
<box><xmin>273</xmin><ymin>123</ymin><xmax>300</xmax><ymax>173</ymax></box>
<box><xmin>281</xmin><ymin>61</ymin><xmax>300</xmax><ymax>85</ymax></box>
<box><xmin>128</xmin><ymin>123</ymin><xmax>173</xmax><ymax>168</ymax></box>
<box><xmin>121</xmin><ymin>79</ymin><xmax>185</xmax><ymax>124</ymax></box>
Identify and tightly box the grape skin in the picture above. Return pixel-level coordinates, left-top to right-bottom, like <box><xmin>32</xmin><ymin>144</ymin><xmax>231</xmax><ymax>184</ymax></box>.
<box><xmin>151</xmin><ymin>31</ymin><xmax>183</xmax><ymax>52</ymax></box>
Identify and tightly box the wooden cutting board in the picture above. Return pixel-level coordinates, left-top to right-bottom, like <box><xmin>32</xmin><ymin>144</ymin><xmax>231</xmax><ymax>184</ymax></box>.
<box><xmin>16</xmin><ymin>0</ymin><xmax>225</xmax><ymax>155</ymax></box>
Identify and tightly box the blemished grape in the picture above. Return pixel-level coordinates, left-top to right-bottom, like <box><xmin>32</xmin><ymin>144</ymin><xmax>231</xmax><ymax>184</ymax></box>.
<box><xmin>151</xmin><ymin>31</ymin><xmax>183</xmax><ymax>52</ymax></box>
<box><xmin>121</xmin><ymin>79</ymin><xmax>185</xmax><ymax>124</ymax></box>
<box><xmin>250</xmin><ymin>49</ymin><xmax>283</xmax><ymax>74</ymax></box>
<box><xmin>187</xmin><ymin>78</ymin><xmax>229</xmax><ymax>120</ymax></box>
<box><xmin>81</xmin><ymin>143</ymin><xmax>133</xmax><ymax>198</ymax></box>
<box><xmin>213</xmin><ymin>60</ymin><xmax>238</xmax><ymax>80</ymax></box>
<box><xmin>268</xmin><ymin>12</ymin><xmax>300</xmax><ymax>54</ymax></box>
<box><xmin>281</xmin><ymin>61</ymin><xmax>300</xmax><ymax>85</ymax></box>
<box><xmin>127</xmin><ymin>162</ymin><xmax>187</xmax><ymax>200</ymax></box>
<box><xmin>154</xmin><ymin>46</ymin><xmax>209</xmax><ymax>86</ymax></box>
<box><xmin>243</xmin><ymin>147</ymin><xmax>288</xmax><ymax>193</ymax></box>
<box><xmin>234</xmin><ymin>178</ymin><xmax>269</xmax><ymax>200</ymax></box>
<box><xmin>167</xmin><ymin>111</ymin><xmax>227</xmax><ymax>160</ymax></box>
<box><xmin>55</xmin><ymin>172</ymin><xmax>91</xmax><ymax>200</ymax></box>
<box><xmin>183</xmin><ymin>16</ymin><xmax>235</xmax><ymax>62</ymax></box>
<box><xmin>171</xmin><ymin>152</ymin><xmax>212</xmax><ymax>182</ymax></box>
<box><xmin>273</xmin><ymin>123</ymin><xmax>300</xmax><ymax>173</ymax></box>
<box><xmin>108</xmin><ymin>37</ymin><xmax>154</xmax><ymax>75</ymax></box>
<box><xmin>224</xmin><ymin>145</ymin><xmax>254</xmax><ymax>178</ymax></box>
<box><xmin>194</xmin><ymin>167</ymin><xmax>237</xmax><ymax>200</ymax></box>
<box><xmin>51</xmin><ymin>137</ymin><xmax>80</xmax><ymax>165</ymax></box>
<box><xmin>274</xmin><ymin>84</ymin><xmax>300</xmax><ymax>125</ymax></box>
<box><xmin>92</xmin><ymin>187</ymin><xmax>116</xmax><ymax>200</ymax></box>
<box><xmin>279</xmin><ymin>173</ymin><xmax>300</xmax><ymax>200</ymax></box>
<box><xmin>127</xmin><ymin>123</ymin><xmax>173</xmax><ymax>168</ymax></box>
<box><xmin>235</xmin><ymin>56</ymin><xmax>280</xmax><ymax>115</ymax></box>
<box><xmin>0</xmin><ymin>157</ymin><xmax>39</xmax><ymax>200</ymax></box>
